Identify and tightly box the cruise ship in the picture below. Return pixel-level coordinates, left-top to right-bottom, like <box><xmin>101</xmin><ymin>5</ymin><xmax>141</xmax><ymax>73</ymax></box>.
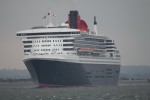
<box><xmin>17</xmin><ymin>10</ymin><xmax>121</xmax><ymax>86</ymax></box>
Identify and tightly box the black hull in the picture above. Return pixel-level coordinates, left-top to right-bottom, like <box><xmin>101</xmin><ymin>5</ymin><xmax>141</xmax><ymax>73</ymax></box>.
<box><xmin>24</xmin><ymin>59</ymin><xmax>120</xmax><ymax>86</ymax></box>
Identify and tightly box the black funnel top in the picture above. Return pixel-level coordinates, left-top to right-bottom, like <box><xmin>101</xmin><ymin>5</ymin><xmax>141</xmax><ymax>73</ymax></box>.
<box><xmin>94</xmin><ymin>16</ymin><xmax>97</xmax><ymax>25</ymax></box>
<box><xmin>69</xmin><ymin>11</ymin><xmax>78</xmax><ymax>29</ymax></box>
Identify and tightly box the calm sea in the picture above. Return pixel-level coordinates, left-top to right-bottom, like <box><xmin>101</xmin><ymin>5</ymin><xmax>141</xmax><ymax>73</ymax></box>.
<box><xmin>0</xmin><ymin>80</ymin><xmax>150</xmax><ymax>100</ymax></box>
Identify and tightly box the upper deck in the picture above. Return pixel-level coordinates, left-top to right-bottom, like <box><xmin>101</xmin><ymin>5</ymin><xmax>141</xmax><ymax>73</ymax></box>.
<box><xmin>17</xmin><ymin>27</ymin><xmax>80</xmax><ymax>37</ymax></box>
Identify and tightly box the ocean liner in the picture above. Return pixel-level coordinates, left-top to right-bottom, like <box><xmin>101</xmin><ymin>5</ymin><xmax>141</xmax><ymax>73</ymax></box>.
<box><xmin>17</xmin><ymin>10</ymin><xmax>121</xmax><ymax>86</ymax></box>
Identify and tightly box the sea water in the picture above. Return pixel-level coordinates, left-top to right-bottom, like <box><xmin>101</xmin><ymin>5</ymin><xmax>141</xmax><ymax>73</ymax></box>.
<box><xmin>0</xmin><ymin>81</ymin><xmax>150</xmax><ymax>100</ymax></box>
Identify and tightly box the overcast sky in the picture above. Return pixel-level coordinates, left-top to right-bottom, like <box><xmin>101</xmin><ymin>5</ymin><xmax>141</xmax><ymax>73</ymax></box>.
<box><xmin>0</xmin><ymin>0</ymin><xmax>150</xmax><ymax>69</ymax></box>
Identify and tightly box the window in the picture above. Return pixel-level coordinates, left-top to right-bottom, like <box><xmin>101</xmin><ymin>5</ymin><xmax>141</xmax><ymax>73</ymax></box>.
<box><xmin>63</xmin><ymin>48</ymin><xmax>74</xmax><ymax>51</ymax></box>
<box><xmin>107</xmin><ymin>50</ymin><xmax>115</xmax><ymax>52</ymax></box>
<box><xmin>24</xmin><ymin>45</ymin><xmax>32</xmax><ymax>48</ymax></box>
<box><xmin>63</xmin><ymin>44</ymin><xmax>73</xmax><ymax>46</ymax></box>
<box><xmin>85</xmin><ymin>38</ymin><xmax>104</xmax><ymax>42</ymax></box>
<box><xmin>24</xmin><ymin>50</ymin><xmax>31</xmax><ymax>52</ymax></box>
<box><xmin>23</xmin><ymin>41</ymin><xmax>32</xmax><ymax>43</ymax></box>
<box><xmin>110</xmin><ymin>53</ymin><xmax>113</xmax><ymax>57</ymax></box>
<box><xmin>106</xmin><ymin>47</ymin><xmax>116</xmax><ymax>49</ymax></box>
<box><xmin>106</xmin><ymin>40</ymin><xmax>112</xmax><ymax>42</ymax></box>
<box><xmin>63</xmin><ymin>39</ymin><xmax>74</xmax><ymax>42</ymax></box>
<box><xmin>27</xmin><ymin>37</ymin><xmax>41</xmax><ymax>39</ymax></box>
<box><xmin>106</xmin><ymin>43</ymin><xmax>114</xmax><ymax>45</ymax></box>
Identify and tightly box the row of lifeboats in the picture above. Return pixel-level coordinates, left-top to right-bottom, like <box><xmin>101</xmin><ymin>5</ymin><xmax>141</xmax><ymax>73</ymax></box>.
<box><xmin>76</xmin><ymin>48</ymin><xmax>107</xmax><ymax>56</ymax></box>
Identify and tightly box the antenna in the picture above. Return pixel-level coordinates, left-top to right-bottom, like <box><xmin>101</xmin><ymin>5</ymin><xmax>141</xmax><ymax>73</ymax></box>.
<box><xmin>94</xmin><ymin>16</ymin><xmax>97</xmax><ymax>25</ymax></box>
<box><xmin>94</xmin><ymin>16</ymin><xmax>98</xmax><ymax>35</ymax></box>
<box><xmin>42</xmin><ymin>16</ymin><xmax>46</xmax><ymax>26</ymax></box>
